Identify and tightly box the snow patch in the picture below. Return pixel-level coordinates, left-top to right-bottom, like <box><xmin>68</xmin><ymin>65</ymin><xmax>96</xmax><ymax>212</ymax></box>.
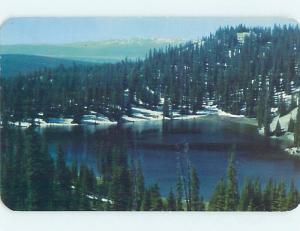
<box><xmin>217</xmin><ymin>110</ymin><xmax>244</xmax><ymax>118</ymax></box>
<box><xmin>284</xmin><ymin>147</ymin><xmax>300</xmax><ymax>157</ymax></box>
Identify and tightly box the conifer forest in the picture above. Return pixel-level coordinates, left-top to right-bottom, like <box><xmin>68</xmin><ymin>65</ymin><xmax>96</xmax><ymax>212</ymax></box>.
<box><xmin>1</xmin><ymin>21</ymin><xmax>300</xmax><ymax>211</ymax></box>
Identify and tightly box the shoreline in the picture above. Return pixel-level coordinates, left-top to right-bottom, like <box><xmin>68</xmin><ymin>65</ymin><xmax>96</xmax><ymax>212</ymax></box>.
<box><xmin>6</xmin><ymin>111</ymin><xmax>300</xmax><ymax>157</ymax></box>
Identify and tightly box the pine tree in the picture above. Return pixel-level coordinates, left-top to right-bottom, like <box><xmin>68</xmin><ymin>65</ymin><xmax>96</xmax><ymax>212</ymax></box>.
<box><xmin>78</xmin><ymin>164</ymin><xmax>91</xmax><ymax>210</ymax></box>
<box><xmin>135</xmin><ymin>162</ymin><xmax>145</xmax><ymax>211</ymax></box>
<box><xmin>26</xmin><ymin>128</ymin><xmax>54</xmax><ymax>210</ymax></box>
<box><xmin>70</xmin><ymin>159</ymin><xmax>80</xmax><ymax>210</ymax></box>
<box><xmin>278</xmin><ymin>95</ymin><xmax>287</xmax><ymax>116</ymax></box>
<box><xmin>163</xmin><ymin>94</ymin><xmax>171</xmax><ymax>118</ymax></box>
<box><xmin>238</xmin><ymin>179</ymin><xmax>253</xmax><ymax>211</ymax></box>
<box><xmin>263</xmin><ymin>179</ymin><xmax>274</xmax><ymax>211</ymax></box>
<box><xmin>150</xmin><ymin>184</ymin><xmax>163</xmax><ymax>211</ymax></box>
<box><xmin>141</xmin><ymin>189</ymin><xmax>151</xmax><ymax>211</ymax></box>
<box><xmin>275</xmin><ymin>120</ymin><xmax>283</xmax><ymax>137</ymax></box>
<box><xmin>176</xmin><ymin>172</ymin><xmax>184</xmax><ymax>211</ymax></box>
<box><xmin>288</xmin><ymin>117</ymin><xmax>295</xmax><ymax>132</ymax></box>
<box><xmin>290</xmin><ymin>95</ymin><xmax>297</xmax><ymax>111</ymax></box>
<box><xmin>167</xmin><ymin>189</ymin><xmax>176</xmax><ymax>211</ymax></box>
<box><xmin>263</xmin><ymin>103</ymin><xmax>272</xmax><ymax>136</ymax></box>
<box><xmin>208</xmin><ymin>178</ymin><xmax>226</xmax><ymax>211</ymax></box>
<box><xmin>0</xmin><ymin>129</ymin><xmax>17</xmax><ymax>210</ymax></box>
<box><xmin>190</xmin><ymin>167</ymin><xmax>204</xmax><ymax>211</ymax></box>
<box><xmin>13</xmin><ymin>130</ymin><xmax>28</xmax><ymax>210</ymax></box>
<box><xmin>277</xmin><ymin>181</ymin><xmax>287</xmax><ymax>211</ymax></box>
<box><xmin>294</xmin><ymin>107</ymin><xmax>300</xmax><ymax>147</ymax></box>
<box><xmin>53</xmin><ymin>146</ymin><xmax>72</xmax><ymax>210</ymax></box>
<box><xmin>287</xmin><ymin>180</ymin><xmax>299</xmax><ymax>210</ymax></box>
<box><xmin>252</xmin><ymin>178</ymin><xmax>263</xmax><ymax>211</ymax></box>
<box><xmin>225</xmin><ymin>152</ymin><xmax>239</xmax><ymax>211</ymax></box>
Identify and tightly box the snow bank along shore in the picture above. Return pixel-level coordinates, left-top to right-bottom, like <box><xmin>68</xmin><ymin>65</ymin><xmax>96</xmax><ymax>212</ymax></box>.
<box><xmin>7</xmin><ymin>105</ymin><xmax>245</xmax><ymax>128</ymax></box>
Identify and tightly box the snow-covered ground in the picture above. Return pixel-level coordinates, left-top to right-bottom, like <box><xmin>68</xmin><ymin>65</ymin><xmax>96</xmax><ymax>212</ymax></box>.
<box><xmin>217</xmin><ymin>109</ymin><xmax>245</xmax><ymax>118</ymax></box>
<box><xmin>259</xmin><ymin>107</ymin><xmax>300</xmax><ymax>156</ymax></box>
<box><xmin>8</xmin><ymin>121</ymin><xmax>31</xmax><ymax>128</ymax></box>
<box><xmin>8</xmin><ymin>105</ymin><xmax>246</xmax><ymax>127</ymax></box>
<box><xmin>284</xmin><ymin>147</ymin><xmax>300</xmax><ymax>157</ymax></box>
<box><xmin>47</xmin><ymin>118</ymin><xmax>75</xmax><ymax>125</ymax></box>
<box><xmin>121</xmin><ymin>105</ymin><xmax>244</xmax><ymax>123</ymax></box>
<box><xmin>121</xmin><ymin>107</ymin><xmax>165</xmax><ymax>122</ymax></box>
<box><xmin>259</xmin><ymin>107</ymin><xmax>298</xmax><ymax>136</ymax></box>
<box><xmin>81</xmin><ymin>114</ymin><xmax>117</xmax><ymax>125</ymax></box>
<box><xmin>269</xmin><ymin>107</ymin><xmax>298</xmax><ymax>133</ymax></box>
<box><xmin>8</xmin><ymin>118</ymin><xmax>78</xmax><ymax>127</ymax></box>
<box><xmin>172</xmin><ymin>114</ymin><xmax>205</xmax><ymax>120</ymax></box>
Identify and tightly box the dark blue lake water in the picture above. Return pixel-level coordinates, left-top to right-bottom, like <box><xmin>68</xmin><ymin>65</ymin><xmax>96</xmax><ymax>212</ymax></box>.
<box><xmin>36</xmin><ymin>115</ymin><xmax>300</xmax><ymax>199</ymax></box>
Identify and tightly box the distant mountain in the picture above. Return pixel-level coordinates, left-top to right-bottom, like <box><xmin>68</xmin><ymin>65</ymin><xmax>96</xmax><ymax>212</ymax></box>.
<box><xmin>0</xmin><ymin>54</ymin><xmax>91</xmax><ymax>77</ymax></box>
<box><xmin>0</xmin><ymin>38</ymin><xmax>184</xmax><ymax>63</ymax></box>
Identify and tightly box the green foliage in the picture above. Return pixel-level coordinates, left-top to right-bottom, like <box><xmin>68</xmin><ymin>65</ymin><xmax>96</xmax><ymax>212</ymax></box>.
<box><xmin>53</xmin><ymin>146</ymin><xmax>72</xmax><ymax>210</ymax></box>
<box><xmin>1</xmin><ymin>128</ymin><xmax>299</xmax><ymax>211</ymax></box>
<box><xmin>275</xmin><ymin>120</ymin><xmax>283</xmax><ymax>137</ymax></box>
<box><xmin>225</xmin><ymin>152</ymin><xmax>239</xmax><ymax>211</ymax></box>
<box><xmin>190</xmin><ymin>167</ymin><xmax>204</xmax><ymax>211</ymax></box>
<box><xmin>288</xmin><ymin>117</ymin><xmax>295</xmax><ymax>132</ymax></box>
<box><xmin>167</xmin><ymin>189</ymin><xmax>176</xmax><ymax>211</ymax></box>
<box><xmin>25</xmin><ymin>128</ymin><xmax>55</xmax><ymax>210</ymax></box>
<box><xmin>278</xmin><ymin>96</ymin><xmax>288</xmax><ymax>116</ymax></box>
<box><xmin>294</xmin><ymin>107</ymin><xmax>300</xmax><ymax>147</ymax></box>
<box><xmin>3</xmin><ymin>25</ymin><xmax>300</xmax><ymax>124</ymax></box>
<box><xmin>208</xmin><ymin>178</ymin><xmax>226</xmax><ymax>211</ymax></box>
<box><xmin>176</xmin><ymin>172</ymin><xmax>184</xmax><ymax>211</ymax></box>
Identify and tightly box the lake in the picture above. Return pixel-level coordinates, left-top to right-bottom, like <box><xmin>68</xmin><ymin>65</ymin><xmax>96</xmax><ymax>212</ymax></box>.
<box><xmin>35</xmin><ymin>115</ymin><xmax>300</xmax><ymax>199</ymax></box>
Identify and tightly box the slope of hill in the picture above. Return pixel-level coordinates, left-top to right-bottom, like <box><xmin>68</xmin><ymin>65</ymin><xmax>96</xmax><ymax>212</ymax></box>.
<box><xmin>0</xmin><ymin>38</ymin><xmax>184</xmax><ymax>63</ymax></box>
<box><xmin>0</xmin><ymin>54</ymin><xmax>92</xmax><ymax>77</ymax></box>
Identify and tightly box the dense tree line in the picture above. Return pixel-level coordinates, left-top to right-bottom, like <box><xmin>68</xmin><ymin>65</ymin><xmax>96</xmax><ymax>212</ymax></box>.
<box><xmin>1</xmin><ymin>127</ymin><xmax>299</xmax><ymax>211</ymax></box>
<box><xmin>1</xmin><ymin>25</ymin><xmax>300</xmax><ymax>126</ymax></box>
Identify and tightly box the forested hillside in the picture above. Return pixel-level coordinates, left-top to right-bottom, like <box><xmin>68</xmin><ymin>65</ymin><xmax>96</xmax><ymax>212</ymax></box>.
<box><xmin>0</xmin><ymin>54</ymin><xmax>91</xmax><ymax>77</ymax></box>
<box><xmin>1</xmin><ymin>25</ymin><xmax>300</xmax><ymax>134</ymax></box>
<box><xmin>1</xmin><ymin>24</ymin><xmax>300</xmax><ymax>211</ymax></box>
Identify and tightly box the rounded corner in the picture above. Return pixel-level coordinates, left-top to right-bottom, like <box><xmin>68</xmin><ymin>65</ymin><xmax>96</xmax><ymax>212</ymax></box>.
<box><xmin>0</xmin><ymin>17</ymin><xmax>16</xmax><ymax>31</ymax></box>
<box><xmin>0</xmin><ymin>196</ymin><xmax>18</xmax><ymax>212</ymax></box>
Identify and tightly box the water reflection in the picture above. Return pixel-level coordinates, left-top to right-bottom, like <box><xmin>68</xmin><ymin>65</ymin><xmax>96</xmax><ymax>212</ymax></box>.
<box><xmin>35</xmin><ymin>116</ymin><xmax>300</xmax><ymax>198</ymax></box>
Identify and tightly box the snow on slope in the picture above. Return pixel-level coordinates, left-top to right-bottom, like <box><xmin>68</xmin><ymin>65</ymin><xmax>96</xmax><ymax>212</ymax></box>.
<box><xmin>8</xmin><ymin>105</ymin><xmax>245</xmax><ymax>127</ymax></box>
<box><xmin>270</xmin><ymin>107</ymin><xmax>298</xmax><ymax>132</ymax></box>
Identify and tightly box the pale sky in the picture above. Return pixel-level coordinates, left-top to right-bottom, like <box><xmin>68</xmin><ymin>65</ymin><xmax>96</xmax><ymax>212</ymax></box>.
<box><xmin>0</xmin><ymin>17</ymin><xmax>297</xmax><ymax>44</ymax></box>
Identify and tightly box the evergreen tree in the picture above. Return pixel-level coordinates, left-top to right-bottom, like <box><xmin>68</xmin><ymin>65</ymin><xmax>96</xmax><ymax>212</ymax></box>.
<box><xmin>263</xmin><ymin>179</ymin><xmax>274</xmax><ymax>211</ymax></box>
<box><xmin>12</xmin><ymin>130</ymin><xmax>28</xmax><ymax>210</ymax></box>
<box><xmin>53</xmin><ymin>146</ymin><xmax>72</xmax><ymax>210</ymax></box>
<box><xmin>70</xmin><ymin>159</ymin><xmax>80</xmax><ymax>210</ymax></box>
<box><xmin>190</xmin><ymin>167</ymin><xmax>204</xmax><ymax>211</ymax></box>
<box><xmin>225</xmin><ymin>152</ymin><xmax>239</xmax><ymax>211</ymax></box>
<box><xmin>150</xmin><ymin>184</ymin><xmax>163</xmax><ymax>211</ymax></box>
<box><xmin>78</xmin><ymin>164</ymin><xmax>91</xmax><ymax>210</ymax></box>
<box><xmin>163</xmin><ymin>97</ymin><xmax>171</xmax><ymax>118</ymax></box>
<box><xmin>275</xmin><ymin>120</ymin><xmax>283</xmax><ymax>137</ymax></box>
<box><xmin>294</xmin><ymin>107</ymin><xmax>300</xmax><ymax>147</ymax></box>
<box><xmin>167</xmin><ymin>189</ymin><xmax>176</xmax><ymax>211</ymax></box>
<box><xmin>288</xmin><ymin>117</ymin><xmax>295</xmax><ymax>132</ymax></box>
<box><xmin>208</xmin><ymin>178</ymin><xmax>226</xmax><ymax>211</ymax></box>
<box><xmin>252</xmin><ymin>178</ymin><xmax>263</xmax><ymax>211</ymax></box>
<box><xmin>141</xmin><ymin>189</ymin><xmax>151</xmax><ymax>211</ymax></box>
<box><xmin>277</xmin><ymin>181</ymin><xmax>287</xmax><ymax>211</ymax></box>
<box><xmin>135</xmin><ymin>162</ymin><xmax>145</xmax><ymax>211</ymax></box>
<box><xmin>176</xmin><ymin>172</ymin><xmax>184</xmax><ymax>211</ymax></box>
<box><xmin>26</xmin><ymin>128</ymin><xmax>54</xmax><ymax>210</ymax></box>
<box><xmin>238</xmin><ymin>179</ymin><xmax>253</xmax><ymax>211</ymax></box>
<box><xmin>287</xmin><ymin>180</ymin><xmax>299</xmax><ymax>210</ymax></box>
<box><xmin>290</xmin><ymin>95</ymin><xmax>297</xmax><ymax>111</ymax></box>
<box><xmin>278</xmin><ymin>95</ymin><xmax>287</xmax><ymax>116</ymax></box>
